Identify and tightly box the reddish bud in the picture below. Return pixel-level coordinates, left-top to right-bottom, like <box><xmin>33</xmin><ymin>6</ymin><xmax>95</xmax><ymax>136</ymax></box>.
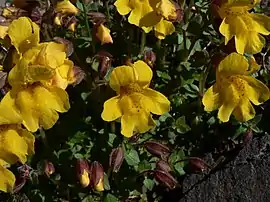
<box><xmin>76</xmin><ymin>159</ymin><xmax>90</xmax><ymax>188</ymax></box>
<box><xmin>109</xmin><ymin>147</ymin><xmax>124</xmax><ymax>173</ymax></box>
<box><xmin>72</xmin><ymin>66</ymin><xmax>86</xmax><ymax>86</ymax></box>
<box><xmin>188</xmin><ymin>157</ymin><xmax>209</xmax><ymax>173</ymax></box>
<box><xmin>154</xmin><ymin>170</ymin><xmax>178</xmax><ymax>190</ymax></box>
<box><xmin>90</xmin><ymin>161</ymin><xmax>104</xmax><ymax>191</ymax></box>
<box><xmin>243</xmin><ymin>129</ymin><xmax>253</xmax><ymax>146</ymax></box>
<box><xmin>144</xmin><ymin>141</ymin><xmax>171</xmax><ymax>159</ymax></box>
<box><xmin>95</xmin><ymin>51</ymin><xmax>113</xmax><ymax>77</ymax></box>
<box><xmin>143</xmin><ymin>50</ymin><xmax>156</xmax><ymax>67</ymax></box>
<box><xmin>44</xmin><ymin>160</ymin><xmax>55</xmax><ymax>178</ymax></box>
<box><xmin>88</xmin><ymin>12</ymin><xmax>106</xmax><ymax>25</ymax></box>
<box><xmin>156</xmin><ymin>160</ymin><xmax>172</xmax><ymax>173</ymax></box>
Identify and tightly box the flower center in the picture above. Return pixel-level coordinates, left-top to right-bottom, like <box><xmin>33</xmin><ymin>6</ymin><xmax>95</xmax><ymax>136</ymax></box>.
<box><xmin>229</xmin><ymin>76</ymin><xmax>246</xmax><ymax>97</ymax></box>
<box><xmin>120</xmin><ymin>83</ymin><xmax>142</xmax><ymax>95</ymax></box>
<box><xmin>219</xmin><ymin>4</ymin><xmax>249</xmax><ymax>18</ymax></box>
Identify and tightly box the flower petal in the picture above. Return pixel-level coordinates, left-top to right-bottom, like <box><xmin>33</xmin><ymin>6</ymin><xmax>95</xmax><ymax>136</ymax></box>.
<box><xmin>109</xmin><ymin>65</ymin><xmax>136</xmax><ymax>92</ymax></box>
<box><xmin>219</xmin><ymin>18</ymin><xmax>234</xmax><ymax>44</ymax></box>
<box><xmin>114</xmin><ymin>0</ymin><xmax>132</xmax><ymax>15</ymax></box>
<box><xmin>0</xmin><ymin>92</ymin><xmax>22</xmax><ymax>125</ymax></box>
<box><xmin>0</xmin><ymin>164</ymin><xmax>15</xmax><ymax>193</ymax></box>
<box><xmin>101</xmin><ymin>96</ymin><xmax>122</xmax><ymax>122</ymax></box>
<box><xmin>142</xmin><ymin>88</ymin><xmax>170</xmax><ymax>115</ymax></box>
<box><xmin>55</xmin><ymin>0</ymin><xmax>78</xmax><ymax>15</ymax></box>
<box><xmin>154</xmin><ymin>20</ymin><xmax>175</xmax><ymax>40</ymax></box>
<box><xmin>33</xmin><ymin>85</ymin><xmax>70</xmax><ymax>130</ymax></box>
<box><xmin>240</xmin><ymin>75</ymin><xmax>270</xmax><ymax>105</ymax></box>
<box><xmin>0</xmin><ymin>25</ymin><xmax>8</xmax><ymax>39</ymax></box>
<box><xmin>0</xmin><ymin>127</ymin><xmax>30</xmax><ymax>164</ymax></box>
<box><xmin>20</xmin><ymin>129</ymin><xmax>35</xmax><ymax>155</ymax></box>
<box><xmin>134</xmin><ymin>111</ymin><xmax>155</xmax><ymax>133</ymax></box>
<box><xmin>128</xmin><ymin>0</ymin><xmax>154</xmax><ymax>28</ymax></box>
<box><xmin>35</xmin><ymin>42</ymin><xmax>66</xmax><ymax>69</ymax></box>
<box><xmin>121</xmin><ymin>115</ymin><xmax>135</xmax><ymax>137</ymax></box>
<box><xmin>217</xmin><ymin>52</ymin><xmax>249</xmax><ymax>76</ymax></box>
<box><xmin>233</xmin><ymin>98</ymin><xmax>255</xmax><ymax>122</ymax></box>
<box><xmin>235</xmin><ymin>31</ymin><xmax>265</xmax><ymax>54</ymax></box>
<box><xmin>133</xmin><ymin>60</ymin><xmax>152</xmax><ymax>87</ymax></box>
<box><xmin>202</xmin><ymin>84</ymin><xmax>221</xmax><ymax>112</ymax></box>
<box><xmin>217</xmin><ymin>83</ymin><xmax>240</xmax><ymax>122</ymax></box>
<box><xmin>13</xmin><ymin>88</ymin><xmax>39</xmax><ymax>132</ymax></box>
<box><xmin>8</xmin><ymin>17</ymin><xmax>40</xmax><ymax>53</ymax></box>
<box><xmin>248</xmin><ymin>13</ymin><xmax>270</xmax><ymax>35</ymax></box>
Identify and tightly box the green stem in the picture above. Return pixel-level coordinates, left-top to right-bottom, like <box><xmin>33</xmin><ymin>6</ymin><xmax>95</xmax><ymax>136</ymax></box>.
<box><xmin>105</xmin><ymin>0</ymin><xmax>111</xmax><ymax>26</ymax></box>
<box><xmin>110</xmin><ymin>122</ymin><xmax>116</xmax><ymax>134</ymax></box>
<box><xmin>80</xmin><ymin>0</ymin><xmax>95</xmax><ymax>53</ymax></box>
<box><xmin>39</xmin><ymin>128</ymin><xmax>49</xmax><ymax>150</ymax></box>
<box><xmin>139</xmin><ymin>31</ymin><xmax>146</xmax><ymax>55</ymax></box>
<box><xmin>156</xmin><ymin>39</ymin><xmax>162</xmax><ymax>68</ymax></box>
<box><xmin>199</xmin><ymin>60</ymin><xmax>212</xmax><ymax>98</ymax></box>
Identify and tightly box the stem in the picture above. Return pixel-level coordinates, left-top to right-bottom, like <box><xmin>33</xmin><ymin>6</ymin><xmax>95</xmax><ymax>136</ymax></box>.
<box><xmin>39</xmin><ymin>128</ymin><xmax>49</xmax><ymax>149</ymax></box>
<box><xmin>80</xmin><ymin>0</ymin><xmax>95</xmax><ymax>53</ymax></box>
<box><xmin>105</xmin><ymin>0</ymin><xmax>111</xmax><ymax>26</ymax></box>
<box><xmin>110</xmin><ymin>122</ymin><xmax>116</xmax><ymax>134</ymax></box>
<box><xmin>139</xmin><ymin>31</ymin><xmax>146</xmax><ymax>55</ymax></box>
<box><xmin>199</xmin><ymin>60</ymin><xmax>212</xmax><ymax>97</ymax></box>
<box><xmin>156</xmin><ymin>39</ymin><xmax>162</xmax><ymax>68</ymax></box>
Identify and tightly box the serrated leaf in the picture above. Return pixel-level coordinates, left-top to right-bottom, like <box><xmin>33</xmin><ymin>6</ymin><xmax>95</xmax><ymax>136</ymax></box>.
<box><xmin>125</xmin><ymin>149</ymin><xmax>140</xmax><ymax>166</ymax></box>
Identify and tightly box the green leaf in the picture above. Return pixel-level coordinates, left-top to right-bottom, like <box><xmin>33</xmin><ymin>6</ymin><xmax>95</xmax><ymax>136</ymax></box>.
<box><xmin>104</xmin><ymin>193</ymin><xmax>118</xmax><ymax>202</ymax></box>
<box><xmin>125</xmin><ymin>149</ymin><xmax>140</xmax><ymax>166</ymax></box>
<box><xmin>104</xmin><ymin>173</ymin><xmax>111</xmax><ymax>190</ymax></box>
<box><xmin>174</xmin><ymin>116</ymin><xmax>191</xmax><ymax>134</ymax></box>
<box><xmin>143</xmin><ymin>178</ymin><xmax>155</xmax><ymax>191</ymax></box>
<box><xmin>174</xmin><ymin>163</ymin><xmax>186</xmax><ymax>176</ymax></box>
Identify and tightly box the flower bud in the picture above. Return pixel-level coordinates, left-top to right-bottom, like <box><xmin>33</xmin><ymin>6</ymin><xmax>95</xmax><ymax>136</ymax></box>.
<box><xmin>72</xmin><ymin>66</ymin><xmax>86</xmax><ymax>86</ymax></box>
<box><xmin>76</xmin><ymin>159</ymin><xmax>90</xmax><ymax>188</ymax></box>
<box><xmin>154</xmin><ymin>170</ymin><xmax>178</xmax><ymax>190</ymax></box>
<box><xmin>188</xmin><ymin>157</ymin><xmax>209</xmax><ymax>173</ymax></box>
<box><xmin>95</xmin><ymin>51</ymin><xmax>113</xmax><ymax>77</ymax></box>
<box><xmin>96</xmin><ymin>24</ymin><xmax>113</xmax><ymax>45</ymax></box>
<box><xmin>56</xmin><ymin>0</ymin><xmax>79</xmax><ymax>15</ymax></box>
<box><xmin>144</xmin><ymin>141</ymin><xmax>171</xmax><ymax>159</ymax></box>
<box><xmin>44</xmin><ymin>160</ymin><xmax>55</xmax><ymax>178</ymax></box>
<box><xmin>67</xmin><ymin>19</ymin><xmax>77</xmax><ymax>32</ymax></box>
<box><xmin>90</xmin><ymin>161</ymin><xmax>104</xmax><ymax>191</ymax></box>
<box><xmin>88</xmin><ymin>12</ymin><xmax>106</xmax><ymax>25</ymax></box>
<box><xmin>54</xmin><ymin>13</ymin><xmax>62</xmax><ymax>26</ymax></box>
<box><xmin>156</xmin><ymin>160</ymin><xmax>171</xmax><ymax>173</ymax></box>
<box><xmin>143</xmin><ymin>50</ymin><xmax>156</xmax><ymax>67</ymax></box>
<box><xmin>109</xmin><ymin>147</ymin><xmax>124</xmax><ymax>173</ymax></box>
<box><xmin>243</xmin><ymin>128</ymin><xmax>253</xmax><ymax>146</ymax></box>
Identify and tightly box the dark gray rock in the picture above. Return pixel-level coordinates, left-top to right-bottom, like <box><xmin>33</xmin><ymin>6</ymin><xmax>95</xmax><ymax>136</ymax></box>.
<box><xmin>180</xmin><ymin>135</ymin><xmax>270</xmax><ymax>202</ymax></box>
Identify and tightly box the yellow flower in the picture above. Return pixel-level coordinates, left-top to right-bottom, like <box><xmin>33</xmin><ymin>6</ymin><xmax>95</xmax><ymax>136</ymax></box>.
<box><xmin>8</xmin><ymin>17</ymin><xmax>40</xmax><ymax>54</ymax></box>
<box><xmin>218</xmin><ymin>0</ymin><xmax>270</xmax><ymax>54</ymax></box>
<box><xmin>3</xmin><ymin>84</ymin><xmax>70</xmax><ymax>132</ymax></box>
<box><xmin>202</xmin><ymin>53</ymin><xmax>270</xmax><ymax>122</ymax></box>
<box><xmin>102</xmin><ymin>60</ymin><xmax>170</xmax><ymax>137</ymax></box>
<box><xmin>0</xmin><ymin>94</ymin><xmax>35</xmax><ymax>192</ymax></box>
<box><xmin>96</xmin><ymin>24</ymin><xmax>113</xmax><ymax>45</ymax></box>
<box><xmin>0</xmin><ymin>25</ymin><xmax>9</xmax><ymax>39</ymax></box>
<box><xmin>114</xmin><ymin>0</ymin><xmax>176</xmax><ymax>39</ymax></box>
<box><xmin>8</xmin><ymin>39</ymin><xmax>75</xmax><ymax>89</ymax></box>
<box><xmin>55</xmin><ymin>0</ymin><xmax>79</xmax><ymax>15</ymax></box>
